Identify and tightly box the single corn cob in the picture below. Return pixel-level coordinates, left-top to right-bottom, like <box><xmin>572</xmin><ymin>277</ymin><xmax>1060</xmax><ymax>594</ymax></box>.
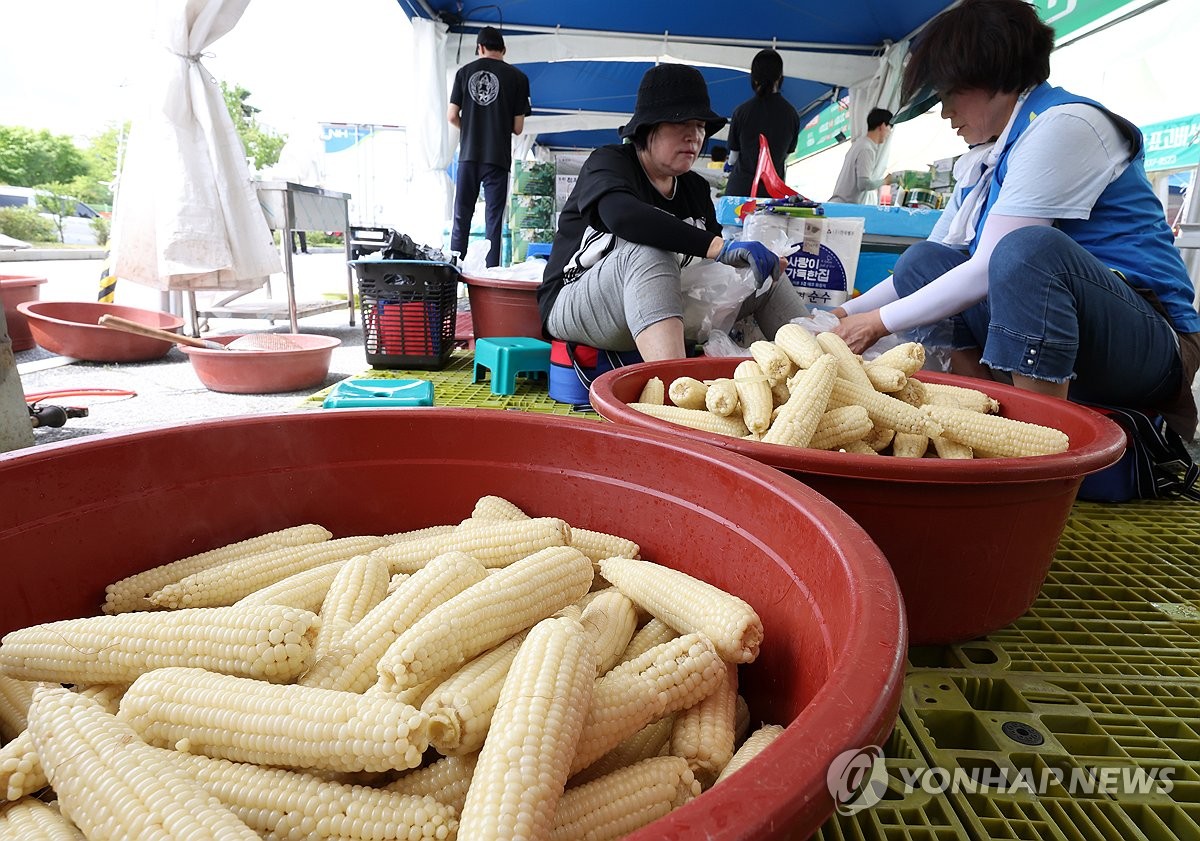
<box><xmin>599</xmin><ymin>558</ymin><xmax>762</xmax><ymax>664</ymax></box>
<box><xmin>863</xmin><ymin>422</ymin><xmax>897</xmax><ymax>452</ymax></box>
<box><xmin>762</xmin><ymin>354</ymin><xmax>837</xmax><ymax>448</ymax></box>
<box><xmin>931</xmin><ymin>434</ymin><xmax>974</xmax><ymax>459</ymax></box>
<box><xmin>840</xmin><ymin>440</ymin><xmax>881</xmax><ymax>455</ymax></box>
<box><xmin>773</xmin><ymin>323</ymin><xmax>823</xmax><ymax>369</ymax></box>
<box><xmin>770</xmin><ymin>380</ymin><xmax>792</xmax><ymax>408</ymax></box>
<box><xmin>667</xmin><ymin>377</ymin><xmax>709</xmax><ymax>410</ymax></box>
<box><xmin>734</xmin><ymin>694</ymin><xmax>751</xmax><ymax>743</ymax></box>
<box><xmin>570</xmin><ymin>528</ymin><xmax>640</xmax><ymax>563</ymax></box>
<box><xmin>570</xmin><ymin>633</ymin><xmax>725</xmax><ymax>775</ymax></box>
<box><xmin>629</xmin><ymin>402</ymin><xmax>749</xmax><ymax>438</ymax></box>
<box><xmin>119</xmin><ymin>666</ymin><xmax>429</xmax><ymax>773</ymax></box>
<box><xmin>234</xmin><ymin>560</ymin><xmax>343</xmax><ymax>612</ymax></box>
<box><xmin>636</xmin><ymin>376</ymin><xmax>666</xmax><ymax>405</ymax></box>
<box><xmin>828</xmin><ymin>377</ymin><xmax>943</xmax><ymax>436</ymax></box>
<box><xmin>869</xmin><ymin>341</ymin><xmax>926</xmax><ymax>375</ymax></box>
<box><xmin>313</xmin><ymin>553</ymin><xmax>390</xmax><ymax>659</ymax></box>
<box><xmin>385</xmin><ymin>524</ymin><xmax>457</xmax><ymax>542</ymax></box>
<box><xmin>552</xmin><ymin>756</ymin><xmax>700</xmax><ymax>841</ymax></box>
<box><xmin>151</xmin><ymin>536</ymin><xmax>388</xmax><ymax>609</ymax></box>
<box><xmin>892</xmin><ymin>376</ymin><xmax>928</xmax><ymax>407</ymax></box>
<box><xmin>102</xmin><ymin>523</ymin><xmax>333</xmax><ymax>614</ymax></box>
<box><xmin>580</xmin><ymin>589</ymin><xmax>639</xmax><ymax>675</ymax></box>
<box><xmin>0</xmin><ymin>675</ymin><xmax>35</xmax><ymax>742</ymax></box>
<box><xmin>891</xmin><ymin>431</ymin><xmax>930</xmax><ymax>458</ymax></box>
<box><xmin>733</xmin><ymin>359</ymin><xmax>773</xmax><ymax>434</ymax></box>
<box><xmin>816</xmin><ymin>332</ymin><xmax>873</xmax><ymax>389</ymax></box>
<box><xmin>809</xmin><ymin>404</ymin><xmax>874</xmax><ymax>451</ymax></box>
<box><xmin>387</xmin><ymin>572</ymin><xmax>412</xmax><ymax>593</ymax></box>
<box><xmin>386</xmin><ymin>752</ymin><xmax>480</xmax><ymax>814</ymax></box>
<box><xmin>457</xmin><ymin>616</ymin><xmax>597</xmax><ymax>841</ymax></box>
<box><xmin>0</xmin><ymin>604</ymin><xmax>318</xmax><ymax>684</ymax></box>
<box><xmin>713</xmin><ymin>724</ymin><xmax>786</xmax><ymax>785</ymax></box>
<box><xmin>569</xmin><ymin>715</ymin><xmax>676</xmax><ymax>787</ymax></box>
<box><xmin>28</xmin><ymin>686</ymin><xmax>260</xmax><ymax>840</ymax></box>
<box><xmin>374</xmin><ymin>517</ymin><xmax>570</xmax><ymax>574</ymax></box>
<box><xmin>377</xmin><ymin>546</ymin><xmax>593</xmax><ymax>692</ymax></box>
<box><xmin>0</xmin><ymin>684</ymin><xmax>123</xmax><ymax>803</ymax></box>
<box><xmin>703</xmin><ymin>378</ymin><xmax>740</xmax><ymax>417</ymax></box>
<box><xmin>300</xmin><ymin>551</ymin><xmax>488</xmax><ymax>693</ymax></box>
<box><xmin>926</xmin><ymin>404</ymin><xmax>1069</xmax><ymax>457</ymax></box>
<box><xmin>669</xmin><ymin>661</ymin><xmax>738</xmax><ymax>787</ymax></box>
<box><xmin>615</xmin><ymin>618</ymin><xmax>679</xmax><ymax>667</ymax></box>
<box><xmin>471</xmin><ymin>495</ymin><xmax>530</xmax><ymax>521</ymax></box>
<box><xmin>0</xmin><ymin>797</ymin><xmax>85</xmax><ymax>840</ymax></box>
<box><xmin>153</xmin><ymin>746</ymin><xmax>458</xmax><ymax>841</ymax></box>
<box><xmin>422</xmin><ymin>628</ymin><xmax>531</xmax><ymax>755</ymax></box>
<box><xmin>863</xmin><ymin>363</ymin><xmax>907</xmax><ymax>393</ymax></box>
<box><xmin>923</xmin><ymin>380</ymin><xmax>1001</xmax><ymax>414</ymax></box>
<box><xmin>749</xmin><ymin>341</ymin><xmax>792</xmax><ymax>386</ymax></box>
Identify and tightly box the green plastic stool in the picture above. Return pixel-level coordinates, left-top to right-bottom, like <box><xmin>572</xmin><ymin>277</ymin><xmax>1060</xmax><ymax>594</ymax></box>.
<box><xmin>472</xmin><ymin>337</ymin><xmax>552</xmax><ymax>395</ymax></box>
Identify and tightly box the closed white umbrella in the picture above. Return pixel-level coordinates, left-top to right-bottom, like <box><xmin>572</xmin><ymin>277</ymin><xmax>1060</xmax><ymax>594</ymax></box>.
<box><xmin>111</xmin><ymin>0</ymin><xmax>280</xmax><ymax>293</ymax></box>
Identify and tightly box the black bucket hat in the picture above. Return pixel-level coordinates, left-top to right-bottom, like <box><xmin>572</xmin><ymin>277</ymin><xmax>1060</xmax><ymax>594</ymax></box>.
<box><xmin>619</xmin><ymin>63</ymin><xmax>727</xmax><ymax>140</ymax></box>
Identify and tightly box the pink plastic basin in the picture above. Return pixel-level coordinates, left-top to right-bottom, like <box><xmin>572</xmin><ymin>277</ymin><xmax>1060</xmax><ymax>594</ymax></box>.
<box><xmin>1</xmin><ymin>275</ymin><xmax>49</xmax><ymax>351</ymax></box>
<box><xmin>590</xmin><ymin>357</ymin><xmax>1127</xmax><ymax>645</ymax></box>
<box><xmin>0</xmin><ymin>409</ymin><xmax>906</xmax><ymax>840</ymax></box>
<box><xmin>180</xmin><ymin>334</ymin><xmax>341</xmax><ymax>394</ymax></box>
<box><xmin>16</xmin><ymin>299</ymin><xmax>183</xmax><ymax>362</ymax></box>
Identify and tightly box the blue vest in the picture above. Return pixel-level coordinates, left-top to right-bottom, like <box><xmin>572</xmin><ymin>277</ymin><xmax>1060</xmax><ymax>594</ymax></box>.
<box><xmin>976</xmin><ymin>83</ymin><xmax>1200</xmax><ymax>333</ymax></box>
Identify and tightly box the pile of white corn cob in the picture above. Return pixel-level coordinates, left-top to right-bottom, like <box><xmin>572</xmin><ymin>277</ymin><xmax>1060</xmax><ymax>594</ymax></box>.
<box><xmin>0</xmin><ymin>500</ymin><xmax>785</xmax><ymax>841</ymax></box>
<box><xmin>630</xmin><ymin>326</ymin><xmax>1070</xmax><ymax>459</ymax></box>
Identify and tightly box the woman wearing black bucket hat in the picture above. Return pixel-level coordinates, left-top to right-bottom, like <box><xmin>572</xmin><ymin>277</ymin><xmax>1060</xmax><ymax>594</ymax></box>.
<box><xmin>536</xmin><ymin>63</ymin><xmax>807</xmax><ymax>361</ymax></box>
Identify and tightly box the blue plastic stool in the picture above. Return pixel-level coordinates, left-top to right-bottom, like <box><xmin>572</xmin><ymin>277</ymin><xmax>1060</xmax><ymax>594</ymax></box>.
<box><xmin>473</xmin><ymin>337</ymin><xmax>552</xmax><ymax>395</ymax></box>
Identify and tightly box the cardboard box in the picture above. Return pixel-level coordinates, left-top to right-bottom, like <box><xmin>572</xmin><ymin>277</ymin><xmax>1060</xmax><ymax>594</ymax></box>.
<box><xmin>512</xmin><ymin>161</ymin><xmax>555</xmax><ymax>196</ymax></box>
<box><xmin>509</xmin><ymin>195</ymin><xmax>555</xmax><ymax>229</ymax></box>
<box><xmin>555</xmin><ymin>174</ymin><xmax>577</xmax><ymax>210</ymax></box>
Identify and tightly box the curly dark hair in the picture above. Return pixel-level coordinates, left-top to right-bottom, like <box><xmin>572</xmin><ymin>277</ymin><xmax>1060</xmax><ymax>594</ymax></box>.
<box><xmin>902</xmin><ymin>0</ymin><xmax>1054</xmax><ymax>103</ymax></box>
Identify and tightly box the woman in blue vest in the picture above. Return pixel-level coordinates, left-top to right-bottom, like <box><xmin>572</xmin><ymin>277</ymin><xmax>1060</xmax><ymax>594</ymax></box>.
<box><xmin>832</xmin><ymin>0</ymin><xmax>1200</xmax><ymax>439</ymax></box>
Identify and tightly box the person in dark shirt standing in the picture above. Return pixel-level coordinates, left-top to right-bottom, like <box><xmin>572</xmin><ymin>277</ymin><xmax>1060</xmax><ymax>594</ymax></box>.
<box><xmin>448</xmin><ymin>26</ymin><xmax>532</xmax><ymax>267</ymax></box>
<box><xmin>724</xmin><ymin>49</ymin><xmax>800</xmax><ymax>198</ymax></box>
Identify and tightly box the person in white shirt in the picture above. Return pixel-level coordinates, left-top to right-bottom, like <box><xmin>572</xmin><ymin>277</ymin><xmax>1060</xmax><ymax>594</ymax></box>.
<box><xmin>828</xmin><ymin>108</ymin><xmax>894</xmax><ymax>204</ymax></box>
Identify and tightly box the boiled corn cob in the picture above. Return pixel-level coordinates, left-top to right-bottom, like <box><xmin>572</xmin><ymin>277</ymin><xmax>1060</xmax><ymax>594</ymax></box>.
<box><xmin>570</xmin><ymin>528</ymin><xmax>640</xmax><ymax>564</ymax></box>
<box><xmin>808</xmin><ymin>404</ymin><xmax>874</xmax><ymax>451</ymax></box>
<box><xmin>376</xmin><ymin>546</ymin><xmax>593</xmax><ymax>691</ymax></box>
<box><xmin>733</xmin><ymin>359</ymin><xmax>773</xmax><ymax>434</ymax></box>
<box><xmin>471</xmin><ymin>495</ymin><xmax>529</xmax><ymax>521</ymax></box>
<box><xmin>234</xmin><ymin>560</ymin><xmax>344</xmax><ymax>612</ymax></box>
<box><xmin>385</xmin><ymin>524</ymin><xmax>458</xmax><ymax>542</ymax></box>
<box><xmin>773</xmin><ymin>323</ymin><xmax>823</xmax><ymax>369</ymax></box>
<box><xmin>312</xmin><ymin>553</ymin><xmax>390</xmax><ymax>659</ymax></box>
<box><xmin>615</xmin><ymin>618</ymin><xmax>678</xmax><ymax>667</ymax></box>
<box><xmin>551</xmin><ymin>756</ymin><xmax>700</xmax><ymax>841</ymax></box>
<box><xmin>387</xmin><ymin>572</ymin><xmax>412</xmax><ymax>593</ymax></box>
<box><xmin>713</xmin><ymin>723</ymin><xmax>786</xmax><ymax>785</ymax></box>
<box><xmin>151</xmin><ymin>535</ymin><xmax>388</xmax><ymax>609</ymax></box>
<box><xmin>891</xmin><ymin>431</ymin><xmax>930</xmax><ymax>458</ymax></box>
<box><xmin>892</xmin><ymin>376</ymin><xmax>928</xmax><ymax>407</ymax></box>
<box><xmin>300</xmin><ymin>550</ymin><xmax>488</xmax><ymax>693</ymax></box>
<box><xmin>0</xmin><ymin>675</ymin><xmax>34</xmax><ymax>742</ymax></box>
<box><xmin>599</xmin><ymin>557</ymin><xmax>762</xmax><ymax>663</ymax></box>
<box><xmin>375</xmin><ymin>517</ymin><xmax>570</xmax><ymax>574</ymax></box>
<box><xmin>734</xmin><ymin>694</ymin><xmax>751</xmax><ymax>743</ymax></box>
<box><xmin>385</xmin><ymin>752</ymin><xmax>480</xmax><ymax>815</ymax></box>
<box><xmin>863</xmin><ymin>423</ymin><xmax>897</xmax><ymax>453</ymax></box>
<box><xmin>0</xmin><ymin>797</ymin><xmax>85</xmax><ymax>840</ymax></box>
<box><xmin>570</xmin><ymin>633</ymin><xmax>724</xmax><ymax>776</ymax></box>
<box><xmin>102</xmin><ymin>523</ymin><xmax>332</xmax><ymax>614</ymax></box>
<box><xmin>629</xmin><ymin>402</ymin><xmax>749</xmax><ymax>437</ymax></box>
<box><xmin>0</xmin><ymin>604</ymin><xmax>318</xmax><ymax>684</ymax></box>
<box><xmin>931</xmin><ymin>434</ymin><xmax>974</xmax><ymax>459</ymax></box>
<box><xmin>868</xmin><ymin>341</ymin><xmax>926</xmax><ymax>376</ymax></box>
<box><xmin>118</xmin><ymin>666</ymin><xmax>430</xmax><ymax>773</ymax></box>
<box><xmin>636</xmin><ymin>376</ymin><xmax>666</xmax><ymax>405</ymax></box>
<box><xmin>669</xmin><ymin>661</ymin><xmax>738</xmax><ymax>786</ymax></box>
<box><xmin>703</xmin><ymin>378</ymin><xmax>740</xmax><ymax>417</ymax></box>
<box><xmin>762</xmin><ymin>354</ymin><xmax>837</xmax><ymax>447</ymax></box>
<box><xmin>863</xmin><ymin>363</ymin><xmax>907</xmax><ymax>393</ymax></box>
<box><xmin>840</xmin><ymin>440</ymin><xmax>881</xmax><ymax>455</ymax></box>
<box><xmin>816</xmin><ymin>331</ymin><xmax>873</xmax><ymax>389</ymax></box>
<box><xmin>422</xmin><ymin>628</ymin><xmax>531</xmax><ymax>755</ymax></box>
<box><xmin>922</xmin><ymin>380</ymin><xmax>1001</xmax><ymax>414</ymax></box>
<box><xmin>667</xmin><ymin>376</ymin><xmax>709</xmax><ymax>410</ymax></box>
<box><xmin>457</xmin><ymin>616</ymin><xmax>597</xmax><ymax>841</ymax></box>
<box><xmin>749</xmin><ymin>341</ymin><xmax>792</xmax><ymax>386</ymax></box>
<box><xmin>926</xmin><ymin>404</ymin><xmax>1069</xmax><ymax>458</ymax></box>
<box><xmin>569</xmin><ymin>715</ymin><xmax>676</xmax><ymax>787</ymax></box>
<box><xmin>580</xmin><ymin>589</ymin><xmax>639</xmax><ymax>675</ymax></box>
<box><xmin>153</xmin><ymin>747</ymin><xmax>459</xmax><ymax>841</ymax></box>
<box><xmin>828</xmin><ymin>377</ymin><xmax>942</xmax><ymax>436</ymax></box>
<box><xmin>28</xmin><ymin>686</ymin><xmax>260</xmax><ymax>840</ymax></box>
<box><xmin>770</xmin><ymin>379</ymin><xmax>793</xmax><ymax>407</ymax></box>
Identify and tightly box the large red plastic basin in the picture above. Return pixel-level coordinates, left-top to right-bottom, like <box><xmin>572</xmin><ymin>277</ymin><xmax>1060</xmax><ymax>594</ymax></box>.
<box><xmin>590</xmin><ymin>357</ymin><xmax>1127</xmax><ymax>645</ymax></box>
<box><xmin>0</xmin><ymin>409</ymin><xmax>905</xmax><ymax>840</ymax></box>
<box><xmin>462</xmin><ymin>273</ymin><xmax>543</xmax><ymax>339</ymax></box>
<box><xmin>17</xmin><ymin>299</ymin><xmax>183</xmax><ymax>362</ymax></box>
<box><xmin>1</xmin><ymin>275</ymin><xmax>48</xmax><ymax>351</ymax></box>
<box><xmin>180</xmin><ymin>334</ymin><xmax>340</xmax><ymax>394</ymax></box>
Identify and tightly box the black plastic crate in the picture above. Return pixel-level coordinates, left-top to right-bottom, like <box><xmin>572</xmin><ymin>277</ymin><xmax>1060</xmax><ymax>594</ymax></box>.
<box><xmin>351</xmin><ymin>259</ymin><xmax>459</xmax><ymax>370</ymax></box>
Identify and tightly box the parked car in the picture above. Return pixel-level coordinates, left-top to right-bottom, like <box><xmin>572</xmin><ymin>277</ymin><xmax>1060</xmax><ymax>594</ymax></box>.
<box><xmin>0</xmin><ymin>186</ymin><xmax>101</xmax><ymax>245</ymax></box>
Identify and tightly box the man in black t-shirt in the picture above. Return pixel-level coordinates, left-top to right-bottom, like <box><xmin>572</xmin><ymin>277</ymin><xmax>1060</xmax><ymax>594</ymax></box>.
<box><xmin>448</xmin><ymin>26</ymin><xmax>532</xmax><ymax>267</ymax></box>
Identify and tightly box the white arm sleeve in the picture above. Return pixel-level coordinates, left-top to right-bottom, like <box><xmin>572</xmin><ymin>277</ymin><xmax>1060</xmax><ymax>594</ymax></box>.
<box><xmin>840</xmin><ymin>277</ymin><xmax>899</xmax><ymax>314</ymax></box>
<box><xmin>876</xmin><ymin>214</ymin><xmax>1053</xmax><ymax>334</ymax></box>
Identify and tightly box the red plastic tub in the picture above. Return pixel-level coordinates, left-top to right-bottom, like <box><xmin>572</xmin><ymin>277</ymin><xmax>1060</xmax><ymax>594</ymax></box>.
<box><xmin>180</xmin><ymin>334</ymin><xmax>340</xmax><ymax>394</ymax></box>
<box><xmin>0</xmin><ymin>410</ymin><xmax>906</xmax><ymax>840</ymax></box>
<box><xmin>590</xmin><ymin>357</ymin><xmax>1127</xmax><ymax>645</ymax></box>
<box><xmin>1</xmin><ymin>274</ymin><xmax>48</xmax><ymax>351</ymax></box>
<box><xmin>462</xmin><ymin>273</ymin><xmax>543</xmax><ymax>340</ymax></box>
<box><xmin>17</xmin><ymin>300</ymin><xmax>184</xmax><ymax>362</ymax></box>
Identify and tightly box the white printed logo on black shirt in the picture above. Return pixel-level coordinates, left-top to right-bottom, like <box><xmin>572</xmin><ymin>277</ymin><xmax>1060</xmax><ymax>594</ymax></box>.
<box><xmin>468</xmin><ymin>71</ymin><xmax>500</xmax><ymax>106</ymax></box>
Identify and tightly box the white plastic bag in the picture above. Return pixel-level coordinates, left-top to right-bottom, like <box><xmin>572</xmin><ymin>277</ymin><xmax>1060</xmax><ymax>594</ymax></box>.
<box><xmin>702</xmin><ymin>330</ymin><xmax>752</xmax><ymax>358</ymax></box>
<box><xmin>463</xmin><ymin>240</ymin><xmax>490</xmax><ymax>273</ymax></box>
<box><xmin>679</xmin><ymin>260</ymin><xmax>756</xmax><ymax>342</ymax></box>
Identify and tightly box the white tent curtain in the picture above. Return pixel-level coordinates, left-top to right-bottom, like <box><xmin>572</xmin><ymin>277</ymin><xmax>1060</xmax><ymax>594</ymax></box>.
<box><xmin>848</xmin><ymin>39</ymin><xmax>910</xmax><ymax>187</ymax></box>
<box><xmin>407</xmin><ymin>17</ymin><xmax>455</xmax><ymax>246</ymax></box>
<box><xmin>111</xmin><ymin>0</ymin><xmax>280</xmax><ymax>291</ymax></box>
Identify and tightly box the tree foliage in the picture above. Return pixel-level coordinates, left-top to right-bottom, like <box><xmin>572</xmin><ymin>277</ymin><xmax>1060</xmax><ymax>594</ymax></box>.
<box><xmin>0</xmin><ymin>126</ymin><xmax>88</xmax><ymax>187</ymax></box>
<box><xmin>221</xmin><ymin>82</ymin><xmax>286</xmax><ymax>171</ymax></box>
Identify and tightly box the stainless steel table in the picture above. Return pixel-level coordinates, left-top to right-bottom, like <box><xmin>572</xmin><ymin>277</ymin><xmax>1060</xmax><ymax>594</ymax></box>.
<box><xmin>189</xmin><ymin>181</ymin><xmax>357</xmax><ymax>334</ymax></box>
